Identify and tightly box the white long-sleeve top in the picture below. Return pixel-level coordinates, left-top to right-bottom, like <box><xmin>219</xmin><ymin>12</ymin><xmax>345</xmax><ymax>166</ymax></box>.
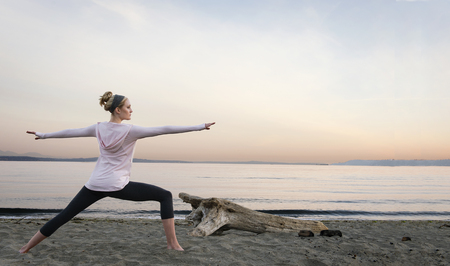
<box><xmin>36</xmin><ymin>122</ymin><xmax>206</xmax><ymax>191</ymax></box>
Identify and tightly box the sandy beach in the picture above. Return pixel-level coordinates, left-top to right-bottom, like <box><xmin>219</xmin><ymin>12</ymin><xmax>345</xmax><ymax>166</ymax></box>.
<box><xmin>1</xmin><ymin>218</ymin><xmax>449</xmax><ymax>265</ymax></box>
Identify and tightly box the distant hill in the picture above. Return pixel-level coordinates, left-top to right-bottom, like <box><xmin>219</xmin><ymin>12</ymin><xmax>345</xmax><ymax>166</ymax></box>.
<box><xmin>0</xmin><ymin>156</ymin><xmax>98</xmax><ymax>162</ymax></box>
<box><xmin>333</xmin><ymin>159</ymin><xmax>450</xmax><ymax>166</ymax></box>
<box><xmin>194</xmin><ymin>161</ymin><xmax>327</xmax><ymax>165</ymax></box>
<box><xmin>0</xmin><ymin>156</ymin><xmax>184</xmax><ymax>163</ymax></box>
<box><xmin>1</xmin><ymin>151</ymin><xmax>446</xmax><ymax>166</ymax></box>
<box><xmin>0</xmin><ymin>150</ymin><xmax>52</xmax><ymax>158</ymax></box>
<box><xmin>0</xmin><ymin>155</ymin><xmax>325</xmax><ymax>165</ymax></box>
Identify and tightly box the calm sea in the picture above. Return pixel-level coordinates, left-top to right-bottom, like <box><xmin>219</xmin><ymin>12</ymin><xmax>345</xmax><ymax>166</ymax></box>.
<box><xmin>0</xmin><ymin>161</ymin><xmax>449</xmax><ymax>221</ymax></box>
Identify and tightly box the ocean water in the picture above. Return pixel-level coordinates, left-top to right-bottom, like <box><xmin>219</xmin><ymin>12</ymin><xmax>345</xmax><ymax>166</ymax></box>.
<box><xmin>0</xmin><ymin>161</ymin><xmax>449</xmax><ymax>221</ymax></box>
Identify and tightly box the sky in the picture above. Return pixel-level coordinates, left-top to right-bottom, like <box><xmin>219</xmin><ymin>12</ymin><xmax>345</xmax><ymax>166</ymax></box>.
<box><xmin>1</xmin><ymin>0</ymin><xmax>449</xmax><ymax>164</ymax></box>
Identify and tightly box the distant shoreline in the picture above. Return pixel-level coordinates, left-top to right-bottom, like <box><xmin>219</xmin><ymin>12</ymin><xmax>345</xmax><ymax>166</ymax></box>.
<box><xmin>1</xmin><ymin>156</ymin><xmax>449</xmax><ymax>166</ymax></box>
<box><xmin>332</xmin><ymin>159</ymin><xmax>450</xmax><ymax>166</ymax></box>
<box><xmin>0</xmin><ymin>156</ymin><xmax>326</xmax><ymax>165</ymax></box>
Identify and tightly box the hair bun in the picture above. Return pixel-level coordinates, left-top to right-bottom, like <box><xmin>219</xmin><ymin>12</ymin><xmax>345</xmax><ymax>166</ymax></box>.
<box><xmin>99</xmin><ymin>91</ymin><xmax>127</xmax><ymax>113</ymax></box>
<box><xmin>99</xmin><ymin>91</ymin><xmax>113</xmax><ymax>110</ymax></box>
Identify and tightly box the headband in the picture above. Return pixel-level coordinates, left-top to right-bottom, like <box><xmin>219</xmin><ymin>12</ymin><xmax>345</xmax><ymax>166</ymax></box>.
<box><xmin>109</xmin><ymin>94</ymin><xmax>125</xmax><ymax>113</ymax></box>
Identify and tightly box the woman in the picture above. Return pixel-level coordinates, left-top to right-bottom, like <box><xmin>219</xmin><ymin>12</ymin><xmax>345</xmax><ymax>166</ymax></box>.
<box><xmin>20</xmin><ymin>91</ymin><xmax>215</xmax><ymax>253</ymax></box>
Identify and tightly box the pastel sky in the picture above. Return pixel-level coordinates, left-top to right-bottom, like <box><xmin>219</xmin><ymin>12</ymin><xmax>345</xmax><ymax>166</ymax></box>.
<box><xmin>1</xmin><ymin>0</ymin><xmax>449</xmax><ymax>164</ymax></box>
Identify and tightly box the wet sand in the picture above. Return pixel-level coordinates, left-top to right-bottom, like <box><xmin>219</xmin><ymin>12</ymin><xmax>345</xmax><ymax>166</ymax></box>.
<box><xmin>1</xmin><ymin>218</ymin><xmax>449</xmax><ymax>265</ymax></box>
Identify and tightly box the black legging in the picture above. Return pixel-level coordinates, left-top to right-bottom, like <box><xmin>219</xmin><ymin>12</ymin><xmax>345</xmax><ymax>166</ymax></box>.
<box><xmin>40</xmin><ymin>181</ymin><xmax>173</xmax><ymax>237</ymax></box>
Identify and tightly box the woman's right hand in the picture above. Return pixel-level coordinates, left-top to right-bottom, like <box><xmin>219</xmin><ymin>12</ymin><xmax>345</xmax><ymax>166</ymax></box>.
<box><xmin>26</xmin><ymin>131</ymin><xmax>40</xmax><ymax>140</ymax></box>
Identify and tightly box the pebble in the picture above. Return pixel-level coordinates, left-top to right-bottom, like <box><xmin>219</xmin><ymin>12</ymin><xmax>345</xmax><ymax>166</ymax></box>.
<box><xmin>320</xmin><ymin>230</ymin><xmax>342</xmax><ymax>237</ymax></box>
<box><xmin>298</xmin><ymin>230</ymin><xmax>314</xmax><ymax>237</ymax></box>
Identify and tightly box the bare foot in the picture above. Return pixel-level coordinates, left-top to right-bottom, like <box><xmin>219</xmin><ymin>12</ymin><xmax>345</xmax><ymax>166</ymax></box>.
<box><xmin>19</xmin><ymin>231</ymin><xmax>47</xmax><ymax>254</ymax></box>
<box><xmin>167</xmin><ymin>244</ymin><xmax>184</xmax><ymax>251</ymax></box>
<box><xmin>19</xmin><ymin>245</ymin><xmax>29</xmax><ymax>254</ymax></box>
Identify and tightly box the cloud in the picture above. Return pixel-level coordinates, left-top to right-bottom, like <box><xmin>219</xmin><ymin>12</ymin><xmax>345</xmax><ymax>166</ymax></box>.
<box><xmin>92</xmin><ymin>0</ymin><xmax>146</xmax><ymax>29</ymax></box>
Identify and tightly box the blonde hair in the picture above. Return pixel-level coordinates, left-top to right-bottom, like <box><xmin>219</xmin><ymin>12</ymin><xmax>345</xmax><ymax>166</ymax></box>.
<box><xmin>99</xmin><ymin>91</ymin><xmax>127</xmax><ymax>113</ymax></box>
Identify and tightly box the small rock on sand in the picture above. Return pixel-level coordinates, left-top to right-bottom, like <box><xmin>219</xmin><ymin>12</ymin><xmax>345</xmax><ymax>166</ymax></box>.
<box><xmin>298</xmin><ymin>230</ymin><xmax>314</xmax><ymax>237</ymax></box>
<box><xmin>320</xmin><ymin>230</ymin><xmax>342</xmax><ymax>237</ymax></box>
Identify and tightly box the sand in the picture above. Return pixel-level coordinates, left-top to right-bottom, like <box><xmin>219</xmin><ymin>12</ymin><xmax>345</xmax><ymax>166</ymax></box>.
<box><xmin>1</xmin><ymin>218</ymin><xmax>449</xmax><ymax>265</ymax></box>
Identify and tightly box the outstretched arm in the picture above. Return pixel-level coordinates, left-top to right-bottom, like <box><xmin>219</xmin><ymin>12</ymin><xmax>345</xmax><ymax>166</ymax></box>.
<box><xmin>26</xmin><ymin>124</ymin><xmax>97</xmax><ymax>140</ymax></box>
<box><xmin>128</xmin><ymin>122</ymin><xmax>215</xmax><ymax>140</ymax></box>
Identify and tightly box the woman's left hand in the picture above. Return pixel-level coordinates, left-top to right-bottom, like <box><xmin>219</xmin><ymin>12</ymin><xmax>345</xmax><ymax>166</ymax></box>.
<box><xmin>205</xmin><ymin>122</ymin><xmax>215</xmax><ymax>130</ymax></box>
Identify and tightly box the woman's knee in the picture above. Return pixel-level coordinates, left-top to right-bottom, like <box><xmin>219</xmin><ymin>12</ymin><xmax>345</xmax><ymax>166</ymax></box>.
<box><xmin>161</xmin><ymin>189</ymin><xmax>173</xmax><ymax>201</ymax></box>
<box><xmin>159</xmin><ymin>190</ymin><xmax>174</xmax><ymax>219</ymax></box>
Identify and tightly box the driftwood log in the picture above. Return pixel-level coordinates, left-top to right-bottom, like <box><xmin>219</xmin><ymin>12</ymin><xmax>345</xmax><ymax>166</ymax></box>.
<box><xmin>179</xmin><ymin>192</ymin><xmax>328</xmax><ymax>236</ymax></box>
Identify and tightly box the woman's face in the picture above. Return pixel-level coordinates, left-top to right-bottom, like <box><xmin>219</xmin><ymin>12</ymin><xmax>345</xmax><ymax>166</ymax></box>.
<box><xmin>118</xmin><ymin>99</ymin><xmax>133</xmax><ymax>120</ymax></box>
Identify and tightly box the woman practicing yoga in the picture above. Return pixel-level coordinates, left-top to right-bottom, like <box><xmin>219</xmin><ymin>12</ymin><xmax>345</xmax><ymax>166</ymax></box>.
<box><xmin>20</xmin><ymin>91</ymin><xmax>215</xmax><ymax>253</ymax></box>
